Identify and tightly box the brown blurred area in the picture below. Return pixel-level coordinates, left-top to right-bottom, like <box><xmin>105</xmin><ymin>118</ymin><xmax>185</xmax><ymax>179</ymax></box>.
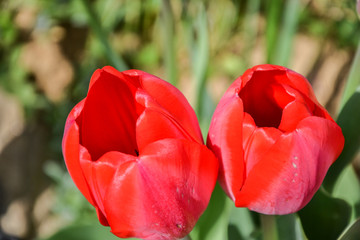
<box><xmin>0</xmin><ymin>0</ymin><xmax>359</xmax><ymax>239</ymax></box>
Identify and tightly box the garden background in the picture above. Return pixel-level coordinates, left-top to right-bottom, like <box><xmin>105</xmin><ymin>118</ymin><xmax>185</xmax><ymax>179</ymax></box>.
<box><xmin>0</xmin><ymin>0</ymin><xmax>360</xmax><ymax>239</ymax></box>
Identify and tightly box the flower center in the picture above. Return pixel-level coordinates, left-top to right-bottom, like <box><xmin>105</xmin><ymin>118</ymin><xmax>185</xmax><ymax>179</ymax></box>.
<box><xmin>79</xmin><ymin>71</ymin><xmax>144</xmax><ymax>160</ymax></box>
<box><xmin>239</xmin><ymin>70</ymin><xmax>294</xmax><ymax>128</ymax></box>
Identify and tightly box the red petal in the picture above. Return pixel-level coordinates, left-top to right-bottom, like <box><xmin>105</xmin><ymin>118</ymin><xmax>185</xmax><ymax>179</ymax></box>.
<box><xmin>81</xmin><ymin>69</ymin><xmax>142</xmax><ymax>160</ymax></box>
<box><xmin>207</xmin><ymin>94</ymin><xmax>245</xmax><ymax>201</ymax></box>
<box><xmin>137</xmin><ymin>71</ymin><xmax>203</xmax><ymax>144</ymax></box>
<box><xmin>278</xmin><ymin>100</ymin><xmax>311</xmax><ymax>132</ymax></box>
<box><xmin>104</xmin><ymin>139</ymin><xmax>218</xmax><ymax>240</ymax></box>
<box><xmin>241</xmin><ymin>64</ymin><xmax>310</xmax><ymax>99</ymax></box>
<box><xmin>88</xmin><ymin>69</ymin><xmax>102</xmax><ymax>92</ymax></box>
<box><xmin>243</xmin><ymin>127</ymin><xmax>283</xmax><ymax>176</ymax></box>
<box><xmin>104</xmin><ymin>67</ymin><xmax>142</xmax><ymax>89</ymax></box>
<box><xmin>285</xmin><ymin>68</ymin><xmax>320</xmax><ymax>106</ymax></box>
<box><xmin>96</xmin><ymin>208</ymin><xmax>109</xmax><ymax>226</ymax></box>
<box><xmin>239</xmin><ymin>70</ymin><xmax>295</xmax><ymax>128</ymax></box>
<box><xmin>136</xmin><ymin>108</ymin><xmax>189</xmax><ymax>151</ymax></box>
<box><xmin>235</xmin><ymin>117</ymin><xmax>344</xmax><ymax>214</ymax></box>
<box><xmin>62</xmin><ymin>100</ymin><xmax>95</xmax><ymax>206</ymax></box>
<box><xmin>80</xmin><ymin>150</ymin><xmax>136</xmax><ymax>225</ymax></box>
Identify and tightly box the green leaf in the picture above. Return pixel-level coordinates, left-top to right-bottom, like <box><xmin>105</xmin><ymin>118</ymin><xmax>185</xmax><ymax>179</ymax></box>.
<box><xmin>323</xmin><ymin>89</ymin><xmax>360</xmax><ymax>193</ymax></box>
<box><xmin>41</xmin><ymin>223</ymin><xmax>134</xmax><ymax>240</ymax></box>
<box><xmin>340</xmin><ymin>40</ymin><xmax>360</xmax><ymax>109</ymax></box>
<box><xmin>190</xmin><ymin>184</ymin><xmax>233</xmax><ymax>240</ymax></box>
<box><xmin>276</xmin><ymin>214</ymin><xmax>304</xmax><ymax>240</ymax></box>
<box><xmin>160</xmin><ymin>0</ymin><xmax>178</xmax><ymax>86</ymax></box>
<box><xmin>333</xmin><ymin>165</ymin><xmax>360</xmax><ymax>220</ymax></box>
<box><xmin>228</xmin><ymin>207</ymin><xmax>259</xmax><ymax>240</ymax></box>
<box><xmin>298</xmin><ymin>187</ymin><xmax>352</xmax><ymax>240</ymax></box>
<box><xmin>272</xmin><ymin>0</ymin><xmax>300</xmax><ymax>66</ymax></box>
<box><xmin>79</xmin><ymin>0</ymin><xmax>128</xmax><ymax>71</ymax></box>
<box><xmin>338</xmin><ymin>218</ymin><xmax>360</xmax><ymax>240</ymax></box>
<box><xmin>265</xmin><ymin>0</ymin><xmax>282</xmax><ymax>63</ymax></box>
<box><xmin>192</xmin><ymin>3</ymin><xmax>210</xmax><ymax>119</ymax></box>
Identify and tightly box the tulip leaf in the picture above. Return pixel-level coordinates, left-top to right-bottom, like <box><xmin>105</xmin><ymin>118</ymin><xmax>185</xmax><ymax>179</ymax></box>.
<box><xmin>333</xmin><ymin>165</ymin><xmax>360</xmax><ymax>219</ymax></box>
<box><xmin>160</xmin><ymin>0</ymin><xmax>178</xmax><ymax>86</ymax></box>
<box><xmin>339</xmin><ymin>40</ymin><xmax>360</xmax><ymax>108</ymax></box>
<box><xmin>228</xmin><ymin>207</ymin><xmax>259</xmax><ymax>240</ymax></box>
<box><xmin>298</xmin><ymin>187</ymin><xmax>352</xmax><ymax>240</ymax></box>
<box><xmin>272</xmin><ymin>0</ymin><xmax>300</xmax><ymax>66</ymax></box>
<box><xmin>265</xmin><ymin>0</ymin><xmax>282</xmax><ymax>63</ymax></box>
<box><xmin>276</xmin><ymin>214</ymin><xmax>304</xmax><ymax>240</ymax></box>
<box><xmin>323</xmin><ymin>90</ymin><xmax>360</xmax><ymax>193</ymax></box>
<box><xmin>79</xmin><ymin>0</ymin><xmax>128</xmax><ymax>71</ymax></box>
<box><xmin>338</xmin><ymin>218</ymin><xmax>360</xmax><ymax>240</ymax></box>
<box><xmin>41</xmin><ymin>223</ymin><xmax>131</xmax><ymax>240</ymax></box>
<box><xmin>190</xmin><ymin>184</ymin><xmax>233</xmax><ymax>240</ymax></box>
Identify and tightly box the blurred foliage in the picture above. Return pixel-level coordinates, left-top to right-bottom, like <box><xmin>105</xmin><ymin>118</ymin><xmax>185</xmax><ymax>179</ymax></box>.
<box><xmin>0</xmin><ymin>0</ymin><xmax>359</xmax><ymax>239</ymax></box>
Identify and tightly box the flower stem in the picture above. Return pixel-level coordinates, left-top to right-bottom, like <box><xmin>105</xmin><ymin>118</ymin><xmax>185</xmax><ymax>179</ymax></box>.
<box><xmin>80</xmin><ymin>0</ymin><xmax>128</xmax><ymax>71</ymax></box>
<box><xmin>261</xmin><ymin>214</ymin><xmax>278</xmax><ymax>240</ymax></box>
<box><xmin>161</xmin><ymin>0</ymin><xmax>178</xmax><ymax>86</ymax></box>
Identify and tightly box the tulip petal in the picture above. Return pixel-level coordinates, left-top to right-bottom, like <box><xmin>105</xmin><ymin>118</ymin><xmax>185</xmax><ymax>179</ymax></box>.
<box><xmin>80</xmin><ymin>150</ymin><xmax>136</xmax><ymax>226</ymax></box>
<box><xmin>243</xmin><ymin>127</ymin><xmax>283</xmax><ymax>176</ymax></box>
<box><xmin>104</xmin><ymin>139</ymin><xmax>218</xmax><ymax>240</ymax></box>
<box><xmin>241</xmin><ymin>64</ymin><xmax>333</xmax><ymax>121</ymax></box>
<box><xmin>207</xmin><ymin>95</ymin><xmax>245</xmax><ymax>201</ymax></box>
<box><xmin>239</xmin><ymin>70</ymin><xmax>295</xmax><ymax>128</ymax></box>
<box><xmin>136</xmin><ymin>108</ymin><xmax>189</xmax><ymax>151</ymax></box>
<box><xmin>278</xmin><ymin>100</ymin><xmax>312</xmax><ymax>132</ymax></box>
<box><xmin>284</xmin><ymin>67</ymin><xmax>332</xmax><ymax>121</ymax></box>
<box><xmin>137</xmin><ymin>71</ymin><xmax>203</xmax><ymax>144</ymax></box>
<box><xmin>242</xmin><ymin>65</ymin><xmax>313</xmax><ymax>101</ymax></box>
<box><xmin>80</xmin><ymin>70</ymin><xmax>143</xmax><ymax>160</ymax></box>
<box><xmin>235</xmin><ymin>117</ymin><xmax>344</xmax><ymax>214</ymax></box>
<box><xmin>62</xmin><ymin>100</ymin><xmax>95</xmax><ymax>206</ymax></box>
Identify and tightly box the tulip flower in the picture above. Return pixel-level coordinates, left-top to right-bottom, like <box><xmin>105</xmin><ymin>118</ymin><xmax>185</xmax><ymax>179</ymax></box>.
<box><xmin>62</xmin><ymin>66</ymin><xmax>218</xmax><ymax>239</ymax></box>
<box><xmin>207</xmin><ymin>64</ymin><xmax>344</xmax><ymax>215</ymax></box>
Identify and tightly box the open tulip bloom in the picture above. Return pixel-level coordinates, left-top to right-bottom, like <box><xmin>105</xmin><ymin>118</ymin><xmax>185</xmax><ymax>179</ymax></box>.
<box><xmin>63</xmin><ymin>64</ymin><xmax>344</xmax><ymax>239</ymax></box>
<box><xmin>62</xmin><ymin>66</ymin><xmax>219</xmax><ymax>240</ymax></box>
<box><xmin>207</xmin><ymin>64</ymin><xmax>344</xmax><ymax>215</ymax></box>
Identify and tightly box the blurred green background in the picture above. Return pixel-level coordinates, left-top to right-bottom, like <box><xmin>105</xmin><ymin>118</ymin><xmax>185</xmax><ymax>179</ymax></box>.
<box><xmin>0</xmin><ymin>0</ymin><xmax>359</xmax><ymax>239</ymax></box>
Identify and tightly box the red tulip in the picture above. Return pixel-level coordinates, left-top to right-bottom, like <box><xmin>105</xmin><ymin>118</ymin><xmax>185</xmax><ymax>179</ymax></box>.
<box><xmin>62</xmin><ymin>66</ymin><xmax>218</xmax><ymax>239</ymax></box>
<box><xmin>207</xmin><ymin>64</ymin><xmax>344</xmax><ymax>215</ymax></box>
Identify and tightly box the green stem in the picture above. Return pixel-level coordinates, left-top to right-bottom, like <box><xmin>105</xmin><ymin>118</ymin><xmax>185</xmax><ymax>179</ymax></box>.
<box><xmin>265</xmin><ymin>0</ymin><xmax>282</xmax><ymax>63</ymax></box>
<box><xmin>80</xmin><ymin>0</ymin><xmax>128</xmax><ymax>71</ymax></box>
<box><xmin>339</xmin><ymin>39</ymin><xmax>360</xmax><ymax>111</ymax></box>
<box><xmin>273</xmin><ymin>0</ymin><xmax>300</xmax><ymax>66</ymax></box>
<box><xmin>193</xmin><ymin>4</ymin><xmax>209</xmax><ymax>119</ymax></box>
<box><xmin>242</xmin><ymin>0</ymin><xmax>260</xmax><ymax>68</ymax></box>
<box><xmin>161</xmin><ymin>0</ymin><xmax>178</xmax><ymax>86</ymax></box>
<box><xmin>261</xmin><ymin>214</ymin><xmax>279</xmax><ymax>240</ymax></box>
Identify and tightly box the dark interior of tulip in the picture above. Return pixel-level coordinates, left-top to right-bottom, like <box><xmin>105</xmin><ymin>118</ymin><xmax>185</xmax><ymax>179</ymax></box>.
<box><xmin>77</xmin><ymin>71</ymin><xmax>144</xmax><ymax>160</ymax></box>
<box><xmin>239</xmin><ymin>70</ymin><xmax>295</xmax><ymax>128</ymax></box>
